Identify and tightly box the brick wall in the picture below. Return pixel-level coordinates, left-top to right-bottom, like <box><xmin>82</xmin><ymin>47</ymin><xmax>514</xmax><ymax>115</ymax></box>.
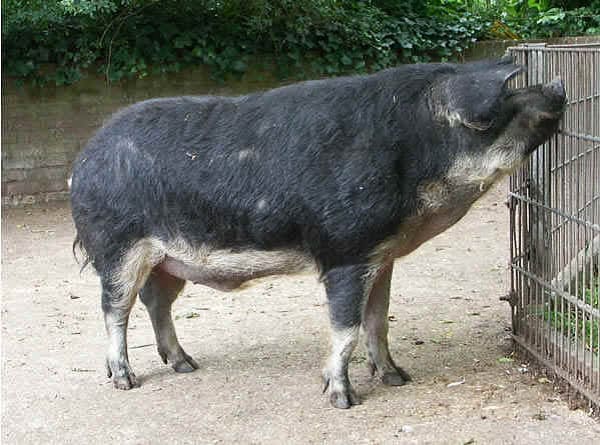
<box><xmin>1</xmin><ymin>66</ymin><xmax>280</xmax><ymax>206</ymax></box>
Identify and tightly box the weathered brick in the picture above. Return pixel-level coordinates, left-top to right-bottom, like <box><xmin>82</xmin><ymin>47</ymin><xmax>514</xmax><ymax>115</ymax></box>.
<box><xmin>2</xmin><ymin>179</ymin><xmax>39</xmax><ymax>196</ymax></box>
<box><xmin>2</xmin><ymin>66</ymin><xmax>286</xmax><ymax>205</ymax></box>
<box><xmin>2</xmin><ymin>169</ymin><xmax>28</xmax><ymax>182</ymax></box>
<box><xmin>2</xmin><ymin>158</ymin><xmax>36</xmax><ymax>170</ymax></box>
<box><xmin>1</xmin><ymin>132</ymin><xmax>17</xmax><ymax>144</ymax></box>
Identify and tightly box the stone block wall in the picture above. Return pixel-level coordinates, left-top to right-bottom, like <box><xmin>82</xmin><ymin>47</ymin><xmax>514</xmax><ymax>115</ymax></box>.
<box><xmin>1</xmin><ymin>67</ymin><xmax>279</xmax><ymax>206</ymax></box>
<box><xmin>2</xmin><ymin>36</ymin><xmax>598</xmax><ymax>206</ymax></box>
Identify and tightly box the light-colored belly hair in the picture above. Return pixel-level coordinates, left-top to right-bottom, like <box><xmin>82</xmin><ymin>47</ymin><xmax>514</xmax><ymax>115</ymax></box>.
<box><xmin>112</xmin><ymin>237</ymin><xmax>315</xmax><ymax>298</ymax></box>
<box><xmin>372</xmin><ymin>147</ymin><xmax>524</xmax><ymax>264</ymax></box>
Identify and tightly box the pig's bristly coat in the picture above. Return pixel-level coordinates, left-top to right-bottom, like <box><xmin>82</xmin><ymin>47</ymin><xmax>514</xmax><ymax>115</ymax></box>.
<box><xmin>70</xmin><ymin>59</ymin><xmax>566</xmax><ymax>408</ymax></box>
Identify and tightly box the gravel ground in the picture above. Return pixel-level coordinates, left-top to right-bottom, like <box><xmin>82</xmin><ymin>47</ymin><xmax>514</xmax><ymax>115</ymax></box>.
<box><xmin>2</xmin><ymin>181</ymin><xmax>599</xmax><ymax>444</ymax></box>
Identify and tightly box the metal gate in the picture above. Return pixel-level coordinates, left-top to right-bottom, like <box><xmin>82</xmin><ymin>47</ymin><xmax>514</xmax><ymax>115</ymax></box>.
<box><xmin>507</xmin><ymin>43</ymin><xmax>600</xmax><ymax>407</ymax></box>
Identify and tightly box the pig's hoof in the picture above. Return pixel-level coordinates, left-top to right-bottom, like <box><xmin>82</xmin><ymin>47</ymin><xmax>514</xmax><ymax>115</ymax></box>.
<box><xmin>329</xmin><ymin>388</ymin><xmax>361</xmax><ymax>409</ymax></box>
<box><xmin>368</xmin><ymin>360</ymin><xmax>412</xmax><ymax>386</ymax></box>
<box><xmin>394</xmin><ymin>365</ymin><xmax>412</xmax><ymax>382</ymax></box>
<box><xmin>382</xmin><ymin>371</ymin><xmax>408</xmax><ymax>386</ymax></box>
<box><xmin>158</xmin><ymin>350</ymin><xmax>168</xmax><ymax>365</ymax></box>
<box><xmin>107</xmin><ymin>359</ymin><xmax>139</xmax><ymax>389</ymax></box>
<box><xmin>322</xmin><ymin>374</ymin><xmax>362</xmax><ymax>409</ymax></box>
<box><xmin>112</xmin><ymin>371</ymin><xmax>139</xmax><ymax>390</ymax></box>
<box><xmin>172</xmin><ymin>353</ymin><xmax>199</xmax><ymax>373</ymax></box>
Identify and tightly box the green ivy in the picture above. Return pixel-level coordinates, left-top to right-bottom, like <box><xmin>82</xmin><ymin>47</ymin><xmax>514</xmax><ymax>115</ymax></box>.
<box><xmin>4</xmin><ymin>0</ymin><xmax>595</xmax><ymax>87</ymax></box>
<box><xmin>452</xmin><ymin>0</ymin><xmax>600</xmax><ymax>39</ymax></box>
<box><xmin>1</xmin><ymin>0</ymin><xmax>497</xmax><ymax>86</ymax></box>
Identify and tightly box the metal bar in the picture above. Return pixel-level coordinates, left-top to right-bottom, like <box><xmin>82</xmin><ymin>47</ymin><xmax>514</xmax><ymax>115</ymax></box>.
<box><xmin>546</xmin><ymin>195</ymin><xmax>600</xmax><ymax>236</ymax></box>
<box><xmin>548</xmin><ymin>43</ymin><xmax>600</xmax><ymax>48</ymax></box>
<box><xmin>513</xmin><ymin>334</ymin><xmax>600</xmax><ymax>406</ymax></box>
<box><xmin>567</xmin><ymin>92</ymin><xmax>600</xmax><ymax>107</ymax></box>
<box><xmin>559</xmin><ymin>129</ymin><xmax>600</xmax><ymax>144</ymax></box>
<box><xmin>509</xmin><ymin>192</ymin><xmax>600</xmax><ymax>232</ymax></box>
<box><xmin>507</xmin><ymin>44</ymin><xmax>600</xmax><ymax>405</ymax></box>
<box><xmin>511</xmin><ymin>264</ymin><xmax>600</xmax><ymax>319</ymax></box>
<box><xmin>509</xmin><ymin>47</ymin><xmax>600</xmax><ymax>53</ymax></box>
<box><xmin>551</xmin><ymin>144</ymin><xmax>600</xmax><ymax>173</ymax></box>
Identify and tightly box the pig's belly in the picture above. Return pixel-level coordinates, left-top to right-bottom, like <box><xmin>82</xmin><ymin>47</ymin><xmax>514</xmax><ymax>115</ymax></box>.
<box><xmin>157</xmin><ymin>248</ymin><xmax>314</xmax><ymax>291</ymax></box>
<box><xmin>373</xmin><ymin>206</ymin><xmax>472</xmax><ymax>262</ymax></box>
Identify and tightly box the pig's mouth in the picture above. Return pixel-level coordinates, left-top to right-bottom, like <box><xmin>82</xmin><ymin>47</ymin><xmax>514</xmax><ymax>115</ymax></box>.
<box><xmin>543</xmin><ymin>76</ymin><xmax>568</xmax><ymax>110</ymax></box>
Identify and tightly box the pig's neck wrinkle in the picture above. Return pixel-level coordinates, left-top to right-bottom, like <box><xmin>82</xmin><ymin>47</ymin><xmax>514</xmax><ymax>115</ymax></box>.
<box><xmin>371</xmin><ymin>201</ymin><xmax>472</xmax><ymax>263</ymax></box>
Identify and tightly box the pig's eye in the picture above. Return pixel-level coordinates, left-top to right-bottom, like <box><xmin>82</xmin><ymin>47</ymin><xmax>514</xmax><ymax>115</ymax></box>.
<box><xmin>535</xmin><ymin>111</ymin><xmax>558</xmax><ymax>124</ymax></box>
<box><xmin>539</xmin><ymin>115</ymin><xmax>557</xmax><ymax>124</ymax></box>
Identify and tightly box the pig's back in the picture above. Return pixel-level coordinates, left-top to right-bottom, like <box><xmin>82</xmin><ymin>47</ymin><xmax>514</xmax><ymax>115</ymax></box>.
<box><xmin>70</xmin><ymin>69</ymin><xmax>436</xmax><ymax>257</ymax></box>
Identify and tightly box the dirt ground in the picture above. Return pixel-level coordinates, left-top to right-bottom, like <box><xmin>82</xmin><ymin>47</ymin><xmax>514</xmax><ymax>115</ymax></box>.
<box><xmin>2</xmin><ymin>180</ymin><xmax>599</xmax><ymax>444</ymax></box>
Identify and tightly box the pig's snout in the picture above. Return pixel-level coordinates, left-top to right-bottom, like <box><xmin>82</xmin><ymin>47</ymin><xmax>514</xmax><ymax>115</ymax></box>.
<box><xmin>543</xmin><ymin>76</ymin><xmax>566</xmax><ymax>101</ymax></box>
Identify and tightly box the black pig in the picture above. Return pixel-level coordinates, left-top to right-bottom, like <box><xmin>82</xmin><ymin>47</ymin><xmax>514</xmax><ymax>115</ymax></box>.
<box><xmin>70</xmin><ymin>58</ymin><xmax>565</xmax><ymax>408</ymax></box>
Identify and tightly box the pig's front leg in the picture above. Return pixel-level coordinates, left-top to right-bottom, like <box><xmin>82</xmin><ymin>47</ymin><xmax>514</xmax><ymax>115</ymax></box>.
<box><xmin>362</xmin><ymin>263</ymin><xmax>412</xmax><ymax>386</ymax></box>
<box><xmin>322</xmin><ymin>264</ymin><xmax>371</xmax><ymax>409</ymax></box>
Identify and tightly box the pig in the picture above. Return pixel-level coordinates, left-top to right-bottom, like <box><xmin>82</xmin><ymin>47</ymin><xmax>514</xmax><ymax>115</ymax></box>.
<box><xmin>70</xmin><ymin>57</ymin><xmax>566</xmax><ymax>409</ymax></box>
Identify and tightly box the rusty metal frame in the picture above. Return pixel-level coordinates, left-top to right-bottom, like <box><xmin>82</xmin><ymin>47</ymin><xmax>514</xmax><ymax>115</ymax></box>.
<box><xmin>507</xmin><ymin>43</ymin><xmax>600</xmax><ymax>406</ymax></box>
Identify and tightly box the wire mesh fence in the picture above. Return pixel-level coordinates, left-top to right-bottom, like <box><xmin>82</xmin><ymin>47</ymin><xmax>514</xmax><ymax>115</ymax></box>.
<box><xmin>507</xmin><ymin>43</ymin><xmax>600</xmax><ymax>407</ymax></box>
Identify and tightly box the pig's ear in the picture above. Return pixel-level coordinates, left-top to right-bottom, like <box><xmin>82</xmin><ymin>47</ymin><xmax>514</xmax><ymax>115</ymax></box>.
<box><xmin>496</xmin><ymin>61</ymin><xmax>522</xmax><ymax>81</ymax></box>
<box><xmin>499</xmin><ymin>53</ymin><xmax>514</xmax><ymax>65</ymax></box>
<box><xmin>438</xmin><ymin>63</ymin><xmax>522</xmax><ymax>129</ymax></box>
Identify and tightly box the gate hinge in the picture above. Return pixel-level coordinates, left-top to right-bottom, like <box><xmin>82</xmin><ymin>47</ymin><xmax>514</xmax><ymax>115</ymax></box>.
<box><xmin>499</xmin><ymin>290</ymin><xmax>517</xmax><ymax>306</ymax></box>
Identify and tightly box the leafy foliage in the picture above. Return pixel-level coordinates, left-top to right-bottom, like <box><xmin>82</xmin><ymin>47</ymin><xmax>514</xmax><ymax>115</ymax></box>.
<box><xmin>2</xmin><ymin>0</ymin><xmax>489</xmax><ymax>85</ymax></box>
<box><xmin>540</xmin><ymin>274</ymin><xmax>600</xmax><ymax>353</ymax></box>
<box><xmin>2</xmin><ymin>0</ymin><xmax>598</xmax><ymax>86</ymax></box>
<box><xmin>453</xmin><ymin>0</ymin><xmax>600</xmax><ymax>38</ymax></box>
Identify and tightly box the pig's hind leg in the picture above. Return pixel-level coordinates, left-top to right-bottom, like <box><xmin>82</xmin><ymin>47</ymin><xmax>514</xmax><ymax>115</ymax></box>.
<box><xmin>362</xmin><ymin>264</ymin><xmax>412</xmax><ymax>386</ymax></box>
<box><xmin>139</xmin><ymin>269</ymin><xmax>199</xmax><ymax>373</ymax></box>
<box><xmin>102</xmin><ymin>276</ymin><xmax>140</xmax><ymax>390</ymax></box>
